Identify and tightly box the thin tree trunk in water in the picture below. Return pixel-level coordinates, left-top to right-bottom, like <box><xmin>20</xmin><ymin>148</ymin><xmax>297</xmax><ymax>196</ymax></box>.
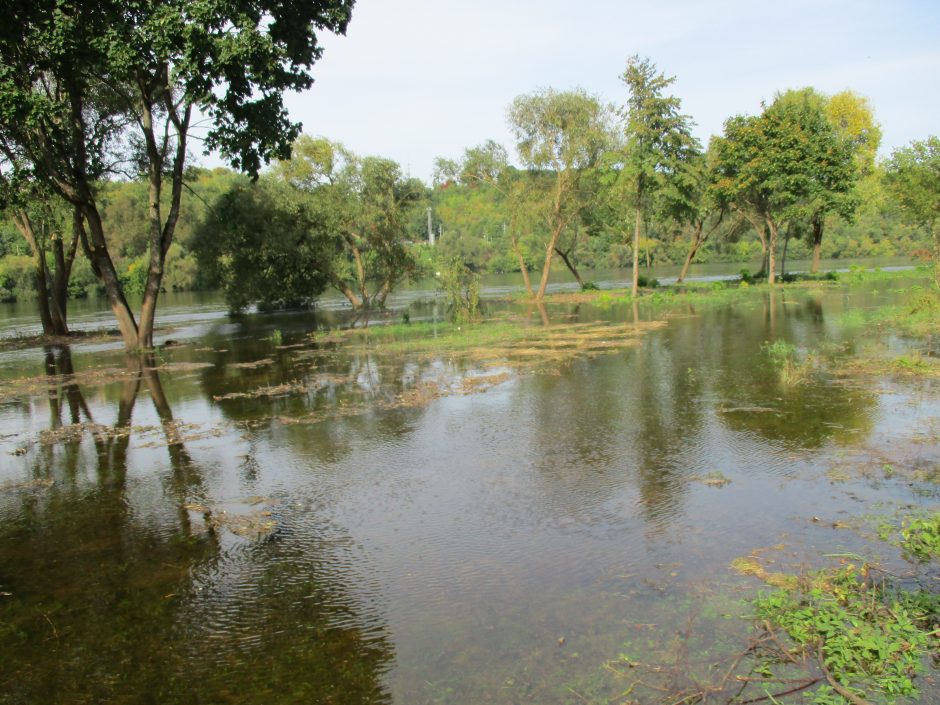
<box><xmin>678</xmin><ymin>221</ymin><xmax>704</xmax><ymax>285</ymax></box>
<box><xmin>766</xmin><ymin>218</ymin><xmax>778</xmax><ymax>286</ymax></box>
<box><xmin>632</xmin><ymin>206</ymin><xmax>641</xmax><ymax>297</ymax></box>
<box><xmin>49</xmin><ymin>215</ymin><xmax>80</xmax><ymax>336</ymax></box>
<box><xmin>517</xmin><ymin>250</ymin><xmax>533</xmax><ymax>296</ymax></box>
<box><xmin>554</xmin><ymin>246</ymin><xmax>584</xmax><ymax>288</ymax></box>
<box><xmin>33</xmin><ymin>256</ymin><xmax>55</xmax><ymax>335</ymax></box>
<box><xmin>811</xmin><ymin>216</ymin><xmax>824</xmax><ymax>274</ymax></box>
<box><xmin>677</xmin><ymin>241</ymin><xmax>698</xmax><ymax>284</ymax></box>
<box><xmin>781</xmin><ymin>223</ymin><xmax>792</xmax><ymax>279</ymax></box>
<box><xmin>535</xmin><ymin>225</ymin><xmax>563</xmax><ymax>301</ymax></box>
<box><xmin>509</xmin><ymin>226</ymin><xmax>533</xmax><ymax>297</ymax></box>
<box><xmin>11</xmin><ymin>211</ymin><xmax>58</xmax><ymax>335</ymax></box>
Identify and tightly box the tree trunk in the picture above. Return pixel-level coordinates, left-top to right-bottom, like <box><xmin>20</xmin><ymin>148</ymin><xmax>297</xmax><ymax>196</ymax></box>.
<box><xmin>766</xmin><ymin>218</ymin><xmax>778</xmax><ymax>286</ymax></box>
<box><xmin>517</xmin><ymin>250</ymin><xmax>533</xmax><ymax>296</ymax></box>
<box><xmin>631</xmin><ymin>206</ymin><xmax>641</xmax><ymax>297</ymax></box>
<box><xmin>677</xmin><ymin>243</ymin><xmax>698</xmax><ymax>285</ymax></box>
<box><xmin>535</xmin><ymin>224</ymin><xmax>563</xmax><ymax>301</ymax></box>
<box><xmin>33</xmin><ymin>253</ymin><xmax>56</xmax><ymax>336</ymax></box>
<box><xmin>554</xmin><ymin>246</ymin><xmax>584</xmax><ymax>288</ymax></box>
<box><xmin>49</xmin><ymin>211</ymin><xmax>81</xmax><ymax>336</ymax></box>
<box><xmin>512</xmin><ymin>243</ymin><xmax>533</xmax><ymax>296</ymax></box>
<box><xmin>11</xmin><ymin>210</ymin><xmax>66</xmax><ymax>336</ymax></box>
<box><xmin>507</xmin><ymin>219</ymin><xmax>534</xmax><ymax>297</ymax></box>
<box><xmin>781</xmin><ymin>223</ymin><xmax>792</xmax><ymax>279</ymax></box>
<box><xmin>79</xmin><ymin>205</ymin><xmax>139</xmax><ymax>347</ymax></box>
<box><xmin>810</xmin><ymin>215</ymin><xmax>824</xmax><ymax>274</ymax></box>
<box><xmin>677</xmin><ymin>222</ymin><xmax>704</xmax><ymax>284</ymax></box>
<box><xmin>137</xmin><ymin>96</ymin><xmax>191</xmax><ymax>351</ymax></box>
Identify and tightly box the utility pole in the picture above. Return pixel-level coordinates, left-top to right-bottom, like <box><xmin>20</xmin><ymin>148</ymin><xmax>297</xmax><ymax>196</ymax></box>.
<box><xmin>427</xmin><ymin>207</ymin><xmax>435</xmax><ymax>246</ymax></box>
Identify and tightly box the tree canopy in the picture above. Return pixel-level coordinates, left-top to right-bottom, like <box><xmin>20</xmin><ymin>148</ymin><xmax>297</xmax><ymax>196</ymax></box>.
<box><xmin>0</xmin><ymin>0</ymin><xmax>354</xmax><ymax>347</ymax></box>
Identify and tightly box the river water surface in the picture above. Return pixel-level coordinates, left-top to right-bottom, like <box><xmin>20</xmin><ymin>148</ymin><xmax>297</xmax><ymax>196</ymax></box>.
<box><xmin>0</xmin><ymin>271</ymin><xmax>938</xmax><ymax>704</ymax></box>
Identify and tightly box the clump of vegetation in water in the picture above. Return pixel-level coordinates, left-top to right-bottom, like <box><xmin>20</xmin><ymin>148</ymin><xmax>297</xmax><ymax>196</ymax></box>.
<box><xmin>900</xmin><ymin>514</ymin><xmax>940</xmax><ymax>563</ymax></box>
<box><xmin>438</xmin><ymin>258</ymin><xmax>482</xmax><ymax>324</ymax></box>
<box><xmin>602</xmin><ymin>513</ymin><xmax>939</xmax><ymax>705</ymax></box>
<box><xmin>763</xmin><ymin>340</ymin><xmax>816</xmax><ymax>385</ymax></box>
<box><xmin>754</xmin><ymin>560</ymin><xmax>938</xmax><ymax>705</ymax></box>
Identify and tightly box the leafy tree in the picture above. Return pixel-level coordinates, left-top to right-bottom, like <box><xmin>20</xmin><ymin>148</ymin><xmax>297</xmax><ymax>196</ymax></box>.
<box><xmin>200</xmin><ymin>137</ymin><xmax>423</xmax><ymax>312</ymax></box>
<box><xmin>274</xmin><ymin>137</ymin><xmax>425</xmax><ymax>309</ymax></box>
<box><xmin>194</xmin><ymin>178</ymin><xmax>329</xmax><ymax>312</ymax></box>
<box><xmin>712</xmin><ymin>91</ymin><xmax>856</xmax><ymax>284</ymax></box>
<box><xmin>507</xmin><ymin>88</ymin><xmax>614</xmax><ymax>300</ymax></box>
<box><xmin>885</xmin><ymin>136</ymin><xmax>940</xmax><ymax>284</ymax></box>
<box><xmin>797</xmin><ymin>89</ymin><xmax>879</xmax><ymax>272</ymax></box>
<box><xmin>613</xmin><ymin>56</ymin><xmax>701</xmax><ymax>296</ymax></box>
<box><xmin>0</xmin><ymin>0</ymin><xmax>353</xmax><ymax>348</ymax></box>
<box><xmin>454</xmin><ymin>140</ymin><xmax>546</xmax><ymax>292</ymax></box>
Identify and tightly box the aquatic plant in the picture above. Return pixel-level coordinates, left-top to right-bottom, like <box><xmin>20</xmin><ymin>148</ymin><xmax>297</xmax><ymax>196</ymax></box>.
<box><xmin>438</xmin><ymin>258</ymin><xmax>482</xmax><ymax>324</ymax></box>
<box><xmin>755</xmin><ymin>561</ymin><xmax>938</xmax><ymax>705</ymax></box>
<box><xmin>763</xmin><ymin>340</ymin><xmax>815</xmax><ymax>385</ymax></box>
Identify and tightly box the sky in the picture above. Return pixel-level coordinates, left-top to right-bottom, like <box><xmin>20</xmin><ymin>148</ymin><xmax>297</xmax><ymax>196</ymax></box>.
<box><xmin>253</xmin><ymin>0</ymin><xmax>939</xmax><ymax>182</ymax></box>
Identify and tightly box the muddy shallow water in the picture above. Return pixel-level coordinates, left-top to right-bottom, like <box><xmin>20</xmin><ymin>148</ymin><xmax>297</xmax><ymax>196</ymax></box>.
<box><xmin>0</xmin><ymin>279</ymin><xmax>938</xmax><ymax>704</ymax></box>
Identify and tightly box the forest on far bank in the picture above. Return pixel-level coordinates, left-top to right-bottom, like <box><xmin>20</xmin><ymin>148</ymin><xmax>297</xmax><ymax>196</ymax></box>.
<box><xmin>0</xmin><ymin>140</ymin><xmax>932</xmax><ymax>307</ymax></box>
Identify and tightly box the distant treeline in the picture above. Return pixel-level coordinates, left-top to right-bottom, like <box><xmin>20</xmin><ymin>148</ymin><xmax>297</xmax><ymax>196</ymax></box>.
<box><xmin>0</xmin><ymin>158</ymin><xmax>930</xmax><ymax>305</ymax></box>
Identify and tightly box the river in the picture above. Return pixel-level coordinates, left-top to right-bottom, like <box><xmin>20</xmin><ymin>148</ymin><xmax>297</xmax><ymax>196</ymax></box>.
<box><xmin>0</xmin><ymin>263</ymin><xmax>937</xmax><ymax>704</ymax></box>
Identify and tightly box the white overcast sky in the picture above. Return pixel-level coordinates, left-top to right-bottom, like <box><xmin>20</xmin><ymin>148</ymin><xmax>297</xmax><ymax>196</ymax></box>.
<box><xmin>237</xmin><ymin>0</ymin><xmax>940</xmax><ymax>182</ymax></box>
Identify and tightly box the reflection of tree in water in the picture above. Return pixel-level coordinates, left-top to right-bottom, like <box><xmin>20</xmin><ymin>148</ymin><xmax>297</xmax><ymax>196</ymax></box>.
<box><xmin>0</xmin><ymin>349</ymin><xmax>394</xmax><ymax>704</ymax></box>
<box><xmin>711</xmin><ymin>294</ymin><xmax>877</xmax><ymax>448</ymax></box>
<box><xmin>199</xmin><ymin>343</ymin><xmax>448</xmax><ymax>463</ymax></box>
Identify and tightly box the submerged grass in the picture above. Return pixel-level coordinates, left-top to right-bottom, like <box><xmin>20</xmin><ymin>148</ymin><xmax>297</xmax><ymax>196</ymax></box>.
<box><xmin>312</xmin><ymin>318</ymin><xmax>666</xmax><ymax>365</ymax></box>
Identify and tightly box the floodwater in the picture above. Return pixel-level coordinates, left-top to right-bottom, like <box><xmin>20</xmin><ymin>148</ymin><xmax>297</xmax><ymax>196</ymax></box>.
<box><xmin>0</xmin><ymin>274</ymin><xmax>938</xmax><ymax>704</ymax></box>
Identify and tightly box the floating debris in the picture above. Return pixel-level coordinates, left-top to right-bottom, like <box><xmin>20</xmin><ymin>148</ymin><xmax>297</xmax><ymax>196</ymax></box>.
<box><xmin>0</xmin><ymin>478</ymin><xmax>54</xmax><ymax>493</ymax></box>
<box><xmin>690</xmin><ymin>471</ymin><xmax>732</xmax><ymax>487</ymax></box>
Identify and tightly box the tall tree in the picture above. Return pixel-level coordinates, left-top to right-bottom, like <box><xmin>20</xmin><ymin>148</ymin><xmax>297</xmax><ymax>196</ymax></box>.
<box><xmin>802</xmin><ymin>89</ymin><xmax>879</xmax><ymax>272</ymax></box>
<box><xmin>200</xmin><ymin>137</ymin><xmax>423</xmax><ymax>312</ymax></box>
<box><xmin>456</xmin><ymin>140</ymin><xmax>540</xmax><ymax>295</ymax></box>
<box><xmin>0</xmin><ymin>0</ymin><xmax>353</xmax><ymax>349</ymax></box>
<box><xmin>275</xmin><ymin>137</ymin><xmax>424</xmax><ymax>309</ymax></box>
<box><xmin>615</xmin><ymin>56</ymin><xmax>700</xmax><ymax>296</ymax></box>
<box><xmin>712</xmin><ymin>91</ymin><xmax>855</xmax><ymax>284</ymax></box>
<box><xmin>507</xmin><ymin>88</ymin><xmax>613</xmax><ymax>300</ymax></box>
<box><xmin>885</xmin><ymin>136</ymin><xmax>940</xmax><ymax>285</ymax></box>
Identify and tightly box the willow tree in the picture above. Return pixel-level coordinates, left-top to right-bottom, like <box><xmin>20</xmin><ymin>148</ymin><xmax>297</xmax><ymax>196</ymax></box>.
<box><xmin>616</xmin><ymin>56</ymin><xmax>700</xmax><ymax>296</ymax></box>
<box><xmin>274</xmin><ymin>137</ymin><xmax>424</xmax><ymax>309</ymax></box>
<box><xmin>0</xmin><ymin>0</ymin><xmax>353</xmax><ymax>349</ymax></box>
<box><xmin>452</xmin><ymin>140</ymin><xmax>542</xmax><ymax>295</ymax></box>
<box><xmin>507</xmin><ymin>88</ymin><xmax>613</xmax><ymax>300</ymax></box>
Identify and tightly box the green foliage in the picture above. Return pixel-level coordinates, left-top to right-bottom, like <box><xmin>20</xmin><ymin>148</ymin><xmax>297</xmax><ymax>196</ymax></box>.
<box><xmin>194</xmin><ymin>179</ymin><xmax>329</xmax><ymax>312</ymax></box>
<box><xmin>438</xmin><ymin>258</ymin><xmax>482</xmax><ymax>324</ymax></box>
<box><xmin>762</xmin><ymin>340</ymin><xmax>815</xmax><ymax>385</ymax></box>
<box><xmin>885</xmin><ymin>136</ymin><xmax>940</xmax><ymax>282</ymax></box>
<box><xmin>900</xmin><ymin>514</ymin><xmax>940</xmax><ymax>562</ymax></box>
<box><xmin>507</xmin><ymin>88</ymin><xmax>615</xmax><ymax>297</ymax></box>
<box><xmin>0</xmin><ymin>254</ymin><xmax>34</xmax><ymax>301</ymax></box>
<box><xmin>196</xmin><ymin>138</ymin><xmax>422</xmax><ymax>312</ymax></box>
<box><xmin>755</xmin><ymin>563</ymin><xmax>938</xmax><ymax>704</ymax></box>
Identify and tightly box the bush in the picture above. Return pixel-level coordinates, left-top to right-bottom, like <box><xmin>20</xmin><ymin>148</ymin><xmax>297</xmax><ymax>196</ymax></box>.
<box><xmin>0</xmin><ymin>255</ymin><xmax>37</xmax><ymax>301</ymax></box>
<box><xmin>438</xmin><ymin>257</ymin><xmax>482</xmax><ymax>324</ymax></box>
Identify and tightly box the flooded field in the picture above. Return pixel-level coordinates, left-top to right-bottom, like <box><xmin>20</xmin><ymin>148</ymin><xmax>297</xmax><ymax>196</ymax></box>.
<box><xmin>0</xmin><ymin>276</ymin><xmax>938</xmax><ymax>704</ymax></box>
